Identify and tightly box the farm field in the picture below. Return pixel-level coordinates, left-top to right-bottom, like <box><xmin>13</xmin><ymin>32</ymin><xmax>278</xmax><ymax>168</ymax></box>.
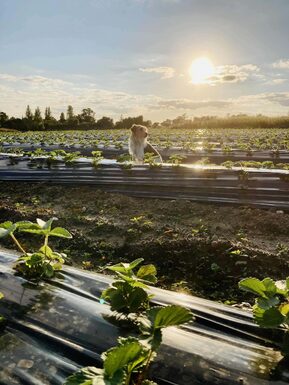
<box><xmin>3</xmin><ymin>127</ymin><xmax>289</xmax><ymax>167</ymax></box>
<box><xmin>2</xmin><ymin>127</ymin><xmax>289</xmax><ymax>385</ymax></box>
<box><xmin>1</xmin><ymin>128</ymin><xmax>289</xmax><ymax>303</ymax></box>
<box><xmin>1</xmin><ymin>180</ymin><xmax>289</xmax><ymax>303</ymax></box>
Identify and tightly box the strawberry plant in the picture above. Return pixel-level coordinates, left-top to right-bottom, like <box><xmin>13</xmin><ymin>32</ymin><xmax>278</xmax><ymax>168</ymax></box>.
<box><xmin>239</xmin><ymin>277</ymin><xmax>289</xmax><ymax>357</ymax></box>
<box><xmin>64</xmin><ymin>259</ymin><xmax>193</xmax><ymax>385</ymax></box>
<box><xmin>91</xmin><ymin>150</ymin><xmax>103</xmax><ymax>167</ymax></box>
<box><xmin>144</xmin><ymin>153</ymin><xmax>161</xmax><ymax>169</ymax></box>
<box><xmin>0</xmin><ymin>218</ymin><xmax>72</xmax><ymax>279</ymax></box>
<box><xmin>168</xmin><ymin>154</ymin><xmax>186</xmax><ymax>167</ymax></box>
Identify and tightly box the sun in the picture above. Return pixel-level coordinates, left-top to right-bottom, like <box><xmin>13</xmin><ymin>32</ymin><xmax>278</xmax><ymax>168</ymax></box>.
<box><xmin>190</xmin><ymin>57</ymin><xmax>215</xmax><ymax>84</ymax></box>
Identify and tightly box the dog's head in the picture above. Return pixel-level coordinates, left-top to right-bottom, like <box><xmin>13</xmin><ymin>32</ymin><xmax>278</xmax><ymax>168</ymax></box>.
<box><xmin>130</xmin><ymin>124</ymin><xmax>148</xmax><ymax>139</ymax></box>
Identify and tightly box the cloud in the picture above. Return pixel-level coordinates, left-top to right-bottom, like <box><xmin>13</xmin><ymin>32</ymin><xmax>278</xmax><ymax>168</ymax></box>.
<box><xmin>261</xmin><ymin>92</ymin><xmax>289</xmax><ymax>107</ymax></box>
<box><xmin>0</xmin><ymin>74</ymin><xmax>18</xmax><ymax>82</ymax></box>
<box><xmin>207</xmin><ymin>64</ymin><xmax>260</xmax><ymax>85</ymax></box>
<box><xmin>139</xmin><ymin>66</ymin><xmax>175</xmax><ymax>79</ymax></box>
<box><xmin>153</xmin><ymin>99</ymin><xmax>231</xmax><ymax>110</ymax></box>
<box><xmin>1</xmin><ymin>71</ymin><xmax>289</xmax><ymax>120</ymax></box>
<box><xmin>272</xmin><ymin>59</ymin><xmax>289</xmax><ymax>69</ymax></box>
<box><xmin>265</xmin><ymin>78</ymin><xmax>288</xmax><ymax>86</ymax></box>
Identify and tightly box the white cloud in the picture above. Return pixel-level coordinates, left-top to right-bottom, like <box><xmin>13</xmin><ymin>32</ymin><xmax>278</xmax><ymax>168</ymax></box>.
<box><xmin>1</xmin><ymin>72</ymin><xmax>289</xmax><ymax>120</ymax></box>
<box><xmin>139</xmin><ymin>66</ymin><xmax>175</xmax><ymax>79</ymax></box>
<box><xmin>0</xmin><ymin>74</ymin><xmax>18</xmax><ymax>82</ymax></box>
<box><xmin>207</xmin><ymin>64</ymin><xmax>260</xmax><ymax>85</ymax></box>
<box><xmin>272</xmin><ymin>59</ymin><xmax>289</xmax><ymax>69</ymax></box>
<box><xmin>153</xmin><ymin>99</ymin><xmax>231</xmax><ymax>110</ymax></box>
<box><xmin>265</xmin><ymin>78</ymin><xmax>288</xmax><ymax>86</ymax></box>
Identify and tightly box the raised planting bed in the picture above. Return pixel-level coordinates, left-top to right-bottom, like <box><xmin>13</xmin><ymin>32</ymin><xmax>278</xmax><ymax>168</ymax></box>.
<box><xmin>3</xmin><ymin>144</ymin><xmax>289</xmax><ymax>164</ymax></box>
<box><xmin>0</xmin><ymin>249</ymin><xmax>288</xmax><ymax>385</ymax></box>
<box><xmin>1</xmin><ymin>155</ymin><xmax>289</xmax><ymax>209</ymax></box>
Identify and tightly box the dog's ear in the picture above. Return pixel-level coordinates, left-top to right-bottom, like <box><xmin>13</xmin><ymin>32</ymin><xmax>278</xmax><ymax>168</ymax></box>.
<box><xmin>131</xmin><ymin>124</ymin><xmax>137</xmax><ymax>133</ymax></box>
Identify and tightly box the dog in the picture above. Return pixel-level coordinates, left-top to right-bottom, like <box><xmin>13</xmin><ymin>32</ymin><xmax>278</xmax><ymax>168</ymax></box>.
<box><xmin>128</xmin><ymin>124</ymin><xmax>163</xmax><ymax>164</ymax></box>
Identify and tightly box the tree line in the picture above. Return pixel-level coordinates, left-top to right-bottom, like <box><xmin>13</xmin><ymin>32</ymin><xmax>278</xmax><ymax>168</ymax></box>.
<box><xmin>0</xmin><ymin>105</ymin><xmax>151</xmax><ymax>131</ymax></box>
<box><xmin>1</xmin><ymin>106</ymin><xmax>289</xmax><ymax>131</ymax></box>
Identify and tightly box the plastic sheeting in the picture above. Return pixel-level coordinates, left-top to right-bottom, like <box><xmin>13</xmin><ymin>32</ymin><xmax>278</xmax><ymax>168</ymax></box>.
<box><xmin>1</xmin><ymin>156</ymin><xmax>289</xmax><ymax>209</ymax></box>
<box><xmin>0</xmin><ymin>249</ymin><xmax>288</xmax><ymax>385</ymax></box>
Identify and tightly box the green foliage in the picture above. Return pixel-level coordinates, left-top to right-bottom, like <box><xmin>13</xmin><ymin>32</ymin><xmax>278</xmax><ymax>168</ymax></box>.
<box><xmin>91</xmin><ymin>151</ymin><xmax>104</xmax><ymax>167</ymax></box>
<box><xmin>0</xmin><ymin>217</ymin><xmax>72</xmax><ymax>279</ymax></box>
<box><xmin>117</xmin><ymin>153</ymin><xmax>133</xmax><ymax>169</ymax></box>
<box><xmin>66</xmin><ymin>259</ymin><xmax>193</xmax><ymax>385</ymax></box>
<box><xmin>168</xmin><ymin>154</ymin><xmax>186</xmax><ymax>166</ymax></box>
<box><xmin>144</xmin><ymin>153</ymin><xmax>162</xmax><ymax>169</ymax></box>
<box><xmin>239</xmin><ymin>276</ymin><xmax>289</xmax><ymax>356</ymax></box>
<box><xmin>101</xmin><ymin>259</ymin><xmax>157</xmax><ymax>315</ymax></box>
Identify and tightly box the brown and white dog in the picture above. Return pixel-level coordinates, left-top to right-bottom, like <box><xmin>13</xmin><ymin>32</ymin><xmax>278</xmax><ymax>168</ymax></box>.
<box><xmin>128</xmin><ymin>124</ymin><xmax>162</xmax><ymax>164</ymax></box>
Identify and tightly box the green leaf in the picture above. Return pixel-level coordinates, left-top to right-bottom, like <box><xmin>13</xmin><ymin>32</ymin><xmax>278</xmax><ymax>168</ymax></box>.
<box><xmin>127</xmin><ymin>287</ymin><xmax>149</xmax><ymax>313</ymax></box>
<box><xmin>49</xmin><ymin>227</ymin><xmax>72</xmax><ymax>238</ymax></box>
<box><xmin>147</xmin><ymin>305</ymin><xmax>193</xmax><ymax>330</ymax></box>
<box><xmin>257</xmin><ymin>296</ymin><xmax>279</xmax><ymax>310</ymax></box>
<box><xmin>279</xmin><ymin>303</ymin><xmax>289</xmax><ymax>316</ymax></box>
<box><xmin>107</xmin><ymin>258</ymin><xmax>144</xmax><ymax>275</ymax></box>
<box><xmin>104</xmin><ymin>340</ymin><xmax>145</xmax><ymax>379</ymax></box>
<box><xmin>129</xmin><ymin>258</ymin><xmax>144</xmax><ymax>270</ymax></box>
<box><xmin>39</xmin><ymin>245</ymin><xmax>53</xmax><ymax>257</ymax></box>
<box><xmin>286</xmin><ymin>277</ymin><xmax>289</xmax><ymax>290</ymax></box>
<box><xmin>262</xmin><ymin>278</ymin><xmax>277</xmax><ymax>296</ymax></box>
<box><xmin>137</xmin><ymin>265</ymin><xmax>157</xmax><ymax>284</ymax></box>
<box><xmin>253</xmin><ymin>306</ymin><xmax>285</xmax><ymax>328</ymax></box>
<box><xmin>43</xmin><ymin>263</ymin><xmax>54</xmax><ymax>278</ymax></box>
<box><xmin>63</xmin><ymin>367</ymin><xmax>104</xmax><ymax>385</ymax></box>
<box><xmin>239</xmin><ymin>278</ymin><xmax>267</xmax><ymax>297</ymax></box>
<box><xmin>0</xmin><ymin>222</ymin><xmax>16</xmax><ymax>238</ymax></box>
<box><xmin>37</xmin><ymin>217</ymin><xmax>58</xmax><ymax>230</ymax></box>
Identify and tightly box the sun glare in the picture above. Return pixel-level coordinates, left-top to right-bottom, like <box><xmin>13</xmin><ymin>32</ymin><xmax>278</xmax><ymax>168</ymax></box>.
<box><xmin>190</xmin><ymin>57</ymin><xmax>215</xmax><ymax>84</ymax></box>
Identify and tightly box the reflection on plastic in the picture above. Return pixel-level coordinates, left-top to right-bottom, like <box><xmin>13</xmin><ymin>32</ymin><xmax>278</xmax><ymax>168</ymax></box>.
<box><xmin>0</xmin><ymin>250</ymin><xmax>288</xmax><ymax>385</ymax></box>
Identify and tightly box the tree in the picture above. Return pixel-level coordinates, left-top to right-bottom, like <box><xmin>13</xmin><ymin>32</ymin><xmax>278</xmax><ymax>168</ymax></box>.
<box><xmin>25</xmin><ymin>105</ymin><xmax>33</xmax><ymax>120</ymax></box>
<box><xmin>59</xmin><ymin>112</ymin><xmax>66</xmax><ymax>123</ymax></box>
<box><xmin>78</xmin><ymin>108</ymin><xmax>95</xmax><ymax>123</ymax></box>
<box><xmin>0</xmin><ymin>112</ymin><xmax>8</xmax><ymax>127</ymax></box>
<box><xmin>66</xmin><ymin>105</ymin><xmax>74</xmax><ymax>120</ymax></box>
<box><xmin>114</xmin><ymin>115</ymin><xmax>151</xmax><ymax>129</ymax></box>
<box><xmin>95</xmin><ymin>116</ymin><xmax>114</xmax><ymax>130</ymax></box>
<box><xmin>44</xmin><ymin>107</ymin><xmax>52</xmax><ymax>121</ymax></box>
<box><xmin>34</xmin><ymin>107</ymin><xmax>43</xmax><ymax>123</ymax></box>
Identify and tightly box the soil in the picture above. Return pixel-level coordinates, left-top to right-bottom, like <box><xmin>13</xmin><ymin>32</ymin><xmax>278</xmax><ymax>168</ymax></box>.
<box><xmin>0</xmin><ymin>181</ymin><xmax>288</xmax><ymax>303</ymax></box>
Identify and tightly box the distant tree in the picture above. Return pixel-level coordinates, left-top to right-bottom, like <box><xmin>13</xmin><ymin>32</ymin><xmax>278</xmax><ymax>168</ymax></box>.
<box><xmin>25</xmin><ymin>105</ymin><xmax>33</xmax><ymax>120</ymax></box>
<box><xmin>66</xmin><ymin>105</ymin><xmax>74</xmax><ymax>120</ymax></box>
<box><xmin>0</xmin><ymin>112</ymin><xmax>8</xmax><ymax>127</ymax></box>
<box><xmin>34</xmin><ymin>107</ymin><xmax>43</xmax><ymax>123</ymax></box>
<box><xmin>95</xmin><ymin>116</ymin><xmax>114</xmax><ymax>130</ymax></box>
<box><xmin>44</xmin><ymin>107</ymin><xmax>52</xmax><ymax>121</ymax></box>
<box><xmin>114</xmin><ymin>115</ymin><xmax>151</xmax><ymax>129</ymax></box>
<box><xmin>78</xmin><ymin>108</ymin><xmax>96</xmax><ymax>123</ymax></box>
<box><xmin>59</xmin><ymin>112</ymin><xmax>66</xmax><ymax>123</ymax></box>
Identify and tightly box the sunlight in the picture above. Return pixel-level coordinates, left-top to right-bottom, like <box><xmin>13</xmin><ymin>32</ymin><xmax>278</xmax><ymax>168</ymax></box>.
<box><xmin>190</xmin><ymin>57</ymin><xmax>215</xmax><ymax>84</ymax></box>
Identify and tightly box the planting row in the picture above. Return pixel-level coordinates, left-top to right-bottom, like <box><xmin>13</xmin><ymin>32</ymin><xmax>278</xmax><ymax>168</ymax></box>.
<box><xmin>1</xmin><ymin>154</ymin><xmax>289</xmax><ymax>209</ymax></box>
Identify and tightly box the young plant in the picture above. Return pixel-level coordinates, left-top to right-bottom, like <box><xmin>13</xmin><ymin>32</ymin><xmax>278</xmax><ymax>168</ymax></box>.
<box><xmin>239</xmin><ymin>277</ymin><xmax>289</xmax><ymax>357</ymax></box>
<box><xmin>0</xmin><ymin>218</ymin><xmax>72</xmax><ymax>279</ymax></box>
<box><xmin>117</xmin><ymin>153</ymin><xmax>133</xmax><ymax>170</ymax></box>
<box><xmin>168</xmin><ymin>154</ymin><xmax>186</xmax><ymax>167</ymax></box>
<box><xmin>91</xmin><ymin>150</ymin><xmax>103</xmax><ymax>167</ymax></box>
<box><xmin>65</xmin><ymin>259</ymin><xmax>193</xmax><ymax>385</ymax></box>
<box><xmin>144</xmin><ymin>153</ymin><xmax>162</xmax><ymax>169</ymax></box>
<box><xmin>63</xmin><ymin>151</ymin><xmax>81</xmax><ymax>164</ymax></box>
<box><xmin>101</xmin><ymin>258</ymin><xmax>157</xmax><ymax>316</ymax></box>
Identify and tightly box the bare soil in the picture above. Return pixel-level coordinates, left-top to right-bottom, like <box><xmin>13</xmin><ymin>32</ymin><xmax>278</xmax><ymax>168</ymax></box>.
<box><xmin>0</xmin><ymin>181</ymin><xmax>288</xmax><ymax>302</ymax></box>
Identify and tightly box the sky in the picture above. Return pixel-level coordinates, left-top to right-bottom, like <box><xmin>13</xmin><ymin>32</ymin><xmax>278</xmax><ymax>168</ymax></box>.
<box><xmin>1</xmin><ymin>0</ymin><xmax>289</xmax><ymax>121</ymax></box>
